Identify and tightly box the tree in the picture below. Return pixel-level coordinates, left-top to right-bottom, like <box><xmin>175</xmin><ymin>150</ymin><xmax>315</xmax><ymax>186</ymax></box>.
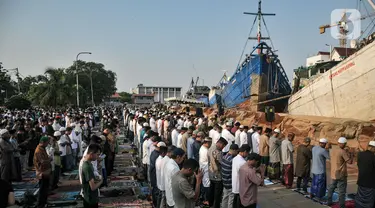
<box><xmin>4</xmin><ymin>94</ymin><xmax>31</xmax><ymax>110</ymax></box>
<box><xmin>118</xmin><ymin>91</ymin><xmax>132</xmax><ymax>103</ymax></box>
<box><xmin>66</xmin><ymin>60</ymin><xmax>117</xmax><ymax>106</ymax></box>
<box><xmin>28</xmin><ymin>68</ymin><xmax>74</xmax><ymax>107</ymax></box>
<box><xmin>0</xmin><ymin>65</ymin><xmax>18</xmax><ymax>104</ymax></box>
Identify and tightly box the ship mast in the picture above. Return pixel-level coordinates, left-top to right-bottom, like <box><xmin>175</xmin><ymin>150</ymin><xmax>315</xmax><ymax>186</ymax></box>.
<box><xmin>244</xmin><ymin>0</ymin><xmax>275</xmax><ymax>54</ymax></box>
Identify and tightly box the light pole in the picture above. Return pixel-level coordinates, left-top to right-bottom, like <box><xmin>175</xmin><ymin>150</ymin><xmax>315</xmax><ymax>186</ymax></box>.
<box><xmin>90</xmin><ymin>69</ymin><xmax>94</xmax><ymax>106</ymax></box>
<box><xmin>325</xmin><ymin>44</ymin><xmax>332</xmax><ymax>61</ymax></box>
<box><xmin>76</xmin><ymin>52</ymin><xmax>92</xmax><ymax>108</ymax></box>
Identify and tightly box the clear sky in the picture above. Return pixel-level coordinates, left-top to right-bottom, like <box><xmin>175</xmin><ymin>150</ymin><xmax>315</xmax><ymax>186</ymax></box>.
<box><xmin>0</xmin><ymin>0</ymin><xmax>373</xmax><ymax>92</ymax></box>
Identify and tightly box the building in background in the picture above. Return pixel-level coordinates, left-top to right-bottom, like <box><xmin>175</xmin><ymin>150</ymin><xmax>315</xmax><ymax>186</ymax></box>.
<box><xmin>131</xmin><ymin>84</ymin><xmax>182</xmax><ymax>104</ymax></box>
<box><xmin>131</xmin><ymin>94</ymin><xmax>155</xmax><ymax>105</ymax></box>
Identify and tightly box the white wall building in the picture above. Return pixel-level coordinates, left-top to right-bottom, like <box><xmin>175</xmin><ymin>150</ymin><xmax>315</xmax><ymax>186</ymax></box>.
<box><xmin>131</xmin><ymin>84</ymin><xmax>182</xmax><ymax>104</ymax></box>
<box><xmin>306</xmin><ymin>51</ymin><xmax>330</xmax><ymax>67</ymax></box>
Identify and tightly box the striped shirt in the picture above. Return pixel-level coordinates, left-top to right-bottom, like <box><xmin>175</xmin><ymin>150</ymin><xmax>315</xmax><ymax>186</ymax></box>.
<box><xmin>221</xmin><ymin>153</ymin><xmax>234</xmax><ymax>189</ymax></box>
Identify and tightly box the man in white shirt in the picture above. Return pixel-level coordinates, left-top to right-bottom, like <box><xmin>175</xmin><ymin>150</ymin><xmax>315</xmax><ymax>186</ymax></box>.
<box><xmin>234</xmin><ymin>125</ymin><xmax>243</xmax><ymax>145</ymax></box>
<box><xmin>221</xmin><ymin>122</ymin><xmax>235</xmax><ymax>153</ymax></box>
<box><xmin>212</xmin><ymin>126</ymin><xmax>222</xmax><ymax>145</ymax></box>
<box><xmin>157</xmin><ymin>117</ymin><xmax>163</xmax><ymax>137</ymax></box>
<box><xmin>177</xmin><ymin>128</ymin><xmax>187</xmax><ymax>148</ymax></box>
<box><xmin>281</xmin><ymin>132</ymin><xmax>295</xmax><ymax>189</ymax></box>
<box><xmin>163</xmin><ymin>148</ymin><xmax>185</xmax><ymax>208</ymax></box>
<box><xmin>251</xmin><ymin>127</ymin><xmax>261</xmax><ymax>154</ymax></box>
<box><xmin>150</xmin><ymin>115</ymin><xmax>157</xmax><ymax>132</ymax></box>
<box><xmin>171</xmin><ymin>126</ymin><xmax>180</xmax><ymax>147</ymax></box>
<box><xmin>155</xmin><ymin>146</ymin><xmax>168</xmax><ymax>208</ymax></box>
<box><xmin>158</xmin><ymin>146</ymin><xmax>175</xmax><ymax>208</ymax></box>
<box><xmin>199</xmin><ymin>137</ymin><xmax>212</xmax><ymax>205</ymax></box>
<box><xmin>232</xmin><ymin>144</ymin><xmax>250</xmax><ymax>208</ymax></box>
<box><xmin>239</xmin><ymin>126</ymin><xmax>248</xmax><ymax>147</ymax></box>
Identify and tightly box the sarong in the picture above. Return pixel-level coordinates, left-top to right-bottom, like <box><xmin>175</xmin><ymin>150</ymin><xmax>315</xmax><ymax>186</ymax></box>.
<box><xmin>310</xmin><ymin>173</ymin><xmax>326</xmax><ymax>198</ymax></box>
<box><xmin>355</xmin><ymin>186</ymin><xmax>375</xmax><ymax>208</ymax></box>
<box><xmin>283</xmin><ymin>164</ymin><xmax>294</xmax><ymax>187</ymax></box>
<box><xmin>268</xmin><ymin>162</ymin><xmax>280</xmax><ymax>180</ymax></box>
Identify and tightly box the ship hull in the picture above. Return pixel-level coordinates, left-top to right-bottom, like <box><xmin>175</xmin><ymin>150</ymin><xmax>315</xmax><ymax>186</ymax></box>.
<box><xmin>288</xmin><ymin>41</ymin><xmax>375</xmax><ymax>121</ymax></box>
<box><xmin>220</xmin><ymin>43</ymin><xmax>292</xmax><ymax>111</ymax></box>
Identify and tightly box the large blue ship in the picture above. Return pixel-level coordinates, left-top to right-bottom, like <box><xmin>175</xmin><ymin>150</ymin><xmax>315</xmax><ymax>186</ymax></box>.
<box><xmin>210</xmin><ymin>0</ymin><xmax>292</xmax><ymax>112</ymax></box>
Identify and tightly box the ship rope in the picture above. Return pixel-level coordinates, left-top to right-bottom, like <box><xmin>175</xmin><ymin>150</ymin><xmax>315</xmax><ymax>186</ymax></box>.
<box><xmin>262</xmin><ymin>15</ymin><xmax>275</xmax><ymax>50</ymax></box>
<box><xmin>235</xmin><ymin>16</ymin><xmax>257</xmax><ymax>73</ymax></box>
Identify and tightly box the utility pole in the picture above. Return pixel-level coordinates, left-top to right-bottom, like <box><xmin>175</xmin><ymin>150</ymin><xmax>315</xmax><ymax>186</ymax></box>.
<box><xmin>75</xmin><ymin>52</ymin><xmax>92</xmax><ymax>108</ymax></box>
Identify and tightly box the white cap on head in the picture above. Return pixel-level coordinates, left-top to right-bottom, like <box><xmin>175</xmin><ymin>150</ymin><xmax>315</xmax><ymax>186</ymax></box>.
<box><xmin>226</xmin><ymin>122</ymin><xmax>232</xmax><ymax>127</ymax></box>
<box><xmin>177</xmin><ymin>126</ymin><xmax>182</xmax><ymax>130</ymax></box>
<box><xmin>369</xmin><ymin>141</ymin><xmax>375</xmax><ymax>147</ymax></box>
<box><xmin>319</xmin><ymin>138</ymin><xmax>328</xmax><ymax>143</ymax></box>
<box><xmin>239</xmin><ymin>125</ymin><xmax>244</xmax><ymax>129</ymax></box>
<box><xmin>338</xmin><ymin>137</ymin><xmax>347</xmax><ymax>144</ymax></box>
<box><xmin>54</xmin><ymin>131</ymin><xmax>61</xmax><ymax>137</ymax></box>
<box><xmin>157</xmin><ymin>142</ymin><xmax>166</xmax><ymax>147</ymax></box>
<box><xmin>59</xmin><ymin>127</ymin><xmax>66</xmax><ymax>132</ymax></box>
<box><xmin>143</xmin><ymin>123</ymin><xmax>149</xmax><ymax>127</ymax></box>
<box><xmin>249</xmin><ymin>129</ymin><xmax>254</xmax><ymax>133</ymax></box>
<box><xmin>274</xmin><ymin>128</ymin><xmax>281</xmax><ymax>133</ymax></box>
<box><xmin>0</xmin><ymin>129</ymin><xmax>9</xmax><ymax>137</ymax></box>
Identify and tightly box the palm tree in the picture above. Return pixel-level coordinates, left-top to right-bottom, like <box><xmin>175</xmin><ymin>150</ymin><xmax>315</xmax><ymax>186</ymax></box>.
<box><xmin>28</xmin><ymin>68</ymin><xmax>75</xmax><ymax>107</ymax></box>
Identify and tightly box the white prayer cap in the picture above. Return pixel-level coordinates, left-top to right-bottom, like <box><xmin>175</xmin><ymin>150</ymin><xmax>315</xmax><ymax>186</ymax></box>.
<box><xmin>143</xmin><ymin>123</ymin><xmax>149</xmax><ymax>127</ymax></box>
<box><xmin>59</xmin><ymin>127</ymin><xmax>66</xmax><ymax>132</ymax></box>
<box><xmin>0</xmin><ymin>129</ymin><xmax>9</xmax><ymax>137</ymax></box>
<box><xmin>249</xmin><ymin>129</ymin><xmax>254</xmax><ymax>133</ymax></box>
<box><xmin>239</xmin><ymin>125</ymin><xmax>244</xmax><ymax>129</ymax></box>
<box><xmin>338</xmin><ymin>137</ymin><xmax>347</xmax><ymax>144</ymax></box>
<box><xmin>177</xmin><ymin>126</ymin><xmax>182</xmax><ymax>130</ymax></box>
<box><xmin>319</xmin><ymin>138</ymin><xmax>328</xmax><ymax>143</ymax></box>
<box><xmin>226</xmin><ymin>122</ymin><xmax>232</xmax><ymax>127</ymax></box>
<box><xmin>54</xmin><ymin>131</ymin><xmax>61</xmax><ymax>137</ymax></box>
<box><xmin>157</xmin><ymin>142</ymin><xmax>166</xmax><ymax>147</ymax></box>
<box><xmin>274</xmin><ymin>128</ymin><xmax>281</xmax><ymax>133</ymax></box>
<box><xmin>70</xmin><ymin>123</ymin><xmax>76</xmax><ymax>127</ymax></box>
<box><xmin>369</xmin><ymin>141</ymin><xmax>375</xmax><ymax>147</ymax></box>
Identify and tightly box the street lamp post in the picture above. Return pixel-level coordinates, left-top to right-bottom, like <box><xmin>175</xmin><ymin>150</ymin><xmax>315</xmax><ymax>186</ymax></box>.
<box><xmin>90</xmin><ymin>69</ymin><xmax>94</xmax><ymax>106</ymax></box>
<box><xmin>76</xmin><ymin>52</ymin><xmax>92</xmax><ymax>108</ymax></box>
<box><xmin>325</xmin><ymin>44</ymin><xmax>332</xmax><ymax>61</ymax></box>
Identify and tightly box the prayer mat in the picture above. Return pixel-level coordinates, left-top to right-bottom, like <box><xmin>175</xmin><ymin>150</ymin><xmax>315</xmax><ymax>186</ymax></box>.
<box><xmin>109</xmin><ymin>176</ymin><xmax>134</xmax><ymax>181</ymax></box>
<box><xmin>330</xmin><ymin>200</ymin><xmax>355</xmax><ymax>208</ymax></box>
<box><xmin>100</xmin><ymin>188</ymin><xmax>135</xmax><ymax>198</ymax></box>
<box><xmin>22</xmin><ymin>171</ymin><xmax>36</xmax><ymax>178</ymax></box>
<box><xmin>12</xmin><ymin>181</ymin><xmax>39</xmax><ymax>189</ymax></box>
<box><xmin>48</xmin><ymin>191</ymin><xmax>80</xmax><ymax>201</ymax></box>
<box><xmin>263</xmin><ymin>179</ymin><xmax>274</xmax><ymax>186</ymax></box>
<box><xmin>108</xmin><ymin>180</ymin><xmax>139</xmax><ymax>188</ymax></box>
<box><xmin>292</xmin><ymin>187</ymin><xmax>354</xmax><ymax>204</ymax></box>
<box><xmin>46</xmin><ymin>201</ymin><xmax>79</xmax><ymax>207</ymax></box>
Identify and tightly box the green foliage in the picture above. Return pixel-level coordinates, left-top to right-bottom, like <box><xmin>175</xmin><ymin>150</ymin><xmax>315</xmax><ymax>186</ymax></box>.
<box><xmin>4</xmin><ymin>94</ymin><xmax>31</xmax><ymax>110</ymax></box>
<box><xmin>118</xmin><ymin>91</ymin><xmax>132</xmax><ymax>103</ymax></box>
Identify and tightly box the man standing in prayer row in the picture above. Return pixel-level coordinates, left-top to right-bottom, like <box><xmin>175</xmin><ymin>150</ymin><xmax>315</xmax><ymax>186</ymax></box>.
<box><xmin>310</xmin><ymin>138</ymin><xmax>330</xmax><ymax>199</ymax></box>
<box><xmin>171</xmin><ymin>159</ymin><xmax>203</xmax><ymax>208</ymax></box>
<box><xmin>0</xmin><ymin>129</ymin><xmax>14</xmax><ymax>183</ymax></box>
<box><xmin>327</xmin><ymin>137</ymin><xmax>353</xmax><ymax>208</ymax></box>
<box><xmin>34</xmin><ymin>136</ymin><xmax>52</xmax><ymax>208</ymax></box>
<box><xmin>355</xmin><ymin>141</ymin><xmax>375</xmax><ymax>208</ymax></box>
<box><xmin>268</xmin><ymin>128</ymin><xmax>281</xmax><ymax>180</ymax></box>
<box><xmin>164</xmin><ymin>148</ymin><xmax>185</xmax><ymax>208</ymax></box>
<box><xmin>232</xmin><ymin>144</ymin><xmax>250</xmax><ymax>208</ymax></box>
<box><xmin>221</xmin><ymin>144</ymin><xmax>239</xmax><ymax>208</ymax></box>
<box><xmin>295</xmin><ymin>137</ymin><xmax>312</xmax><ymax>194</ymax></box>
<box><xmin>239</xmin><ymin>153</ymin><xmax>265</xmax><ymax>208</ymax></box>
<box><xmin>208</xmin><ymin>137</ymin><xmax>228</xmax><ymax>208</ymax></box>
<box><xmin>281</xmin><ymin>132</ymin><xmax>295</xmax><ymax>189</ymax></box>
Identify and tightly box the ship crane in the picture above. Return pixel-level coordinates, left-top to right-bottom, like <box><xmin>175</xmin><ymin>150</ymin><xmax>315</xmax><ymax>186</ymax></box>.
<box><xmin>319</xmin><ymin>7</ymin><xmax>375</xmax><ymax>47</ymax></box>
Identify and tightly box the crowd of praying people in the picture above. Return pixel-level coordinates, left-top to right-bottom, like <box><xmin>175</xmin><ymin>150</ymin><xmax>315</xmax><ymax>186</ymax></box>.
<box><xmin>0</xmin><ymin>107</ymin><xmax>123</xmax><ymax>208</ymax></box>
<box><xmin>1</xmin><ymin>105</ymin><xmax>375</xmax><ymax>208</ymax></box>
<box><xmin>123</xmin><ymin>107</ymin><xmax>374</xmax><ymax>208</ymax></box>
